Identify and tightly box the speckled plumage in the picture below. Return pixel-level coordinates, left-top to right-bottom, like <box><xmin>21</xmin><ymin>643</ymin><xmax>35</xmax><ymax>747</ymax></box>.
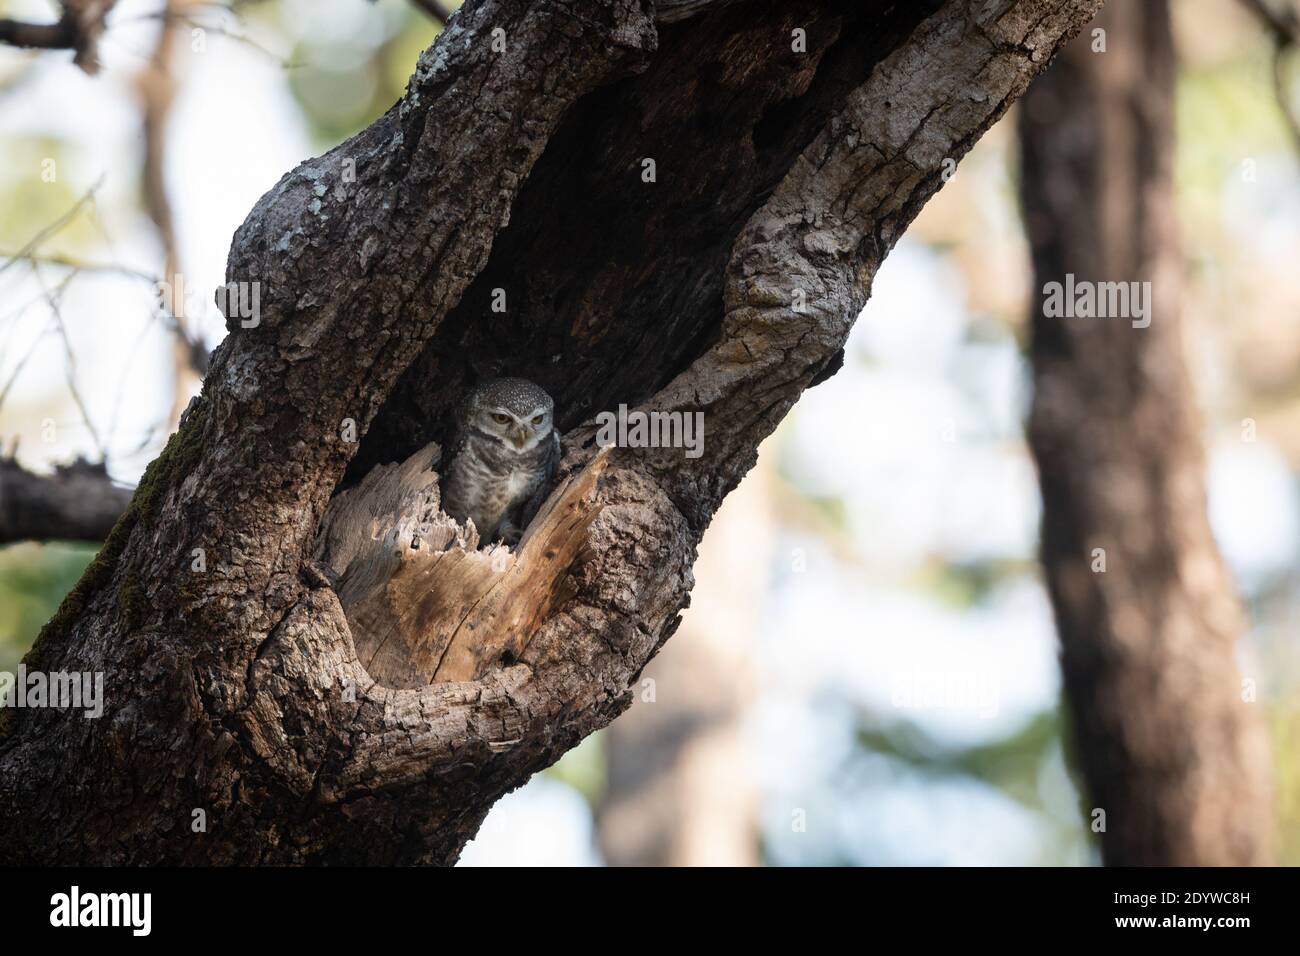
<box><xmin>442</xmin><ymin>378</ymin><xmax>561</xmax><ymax>545</ymax></box>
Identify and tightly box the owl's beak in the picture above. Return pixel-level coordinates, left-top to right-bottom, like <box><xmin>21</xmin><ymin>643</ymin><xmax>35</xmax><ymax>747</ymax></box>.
<box><xmin>509</xmin><ymin>423</ymin><xmax>529</xmax><ymax>449</ymax></box>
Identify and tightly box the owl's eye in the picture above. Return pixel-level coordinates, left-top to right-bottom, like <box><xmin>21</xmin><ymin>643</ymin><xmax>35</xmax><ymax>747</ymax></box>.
<box><xmin>531</xmin><ymin>414</ymin><xmax>545</xmax><ymax>425</ymax></box>
<box><xmin>491</xmin><ymin>413</ymin><xmax>511</xmax><ymax>425</ymax></box>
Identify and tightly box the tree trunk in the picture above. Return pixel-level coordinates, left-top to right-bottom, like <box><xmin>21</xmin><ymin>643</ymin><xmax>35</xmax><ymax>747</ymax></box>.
<box><xmin>0</xmin><ymin>0</ymin><xmax>1103</xmax><ymax>865</ymax></box>
<box><xmin>1019</xmin><ymin>0</ymin><xmax>1274</xmax><ymax>864</ymax></box>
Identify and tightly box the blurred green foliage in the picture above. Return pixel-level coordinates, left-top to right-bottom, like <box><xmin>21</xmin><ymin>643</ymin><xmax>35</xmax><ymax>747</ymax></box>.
<box><xmin>852</xmin><ymin>708</ymin><xmax>1095</xmax><ymax>865</ymax></box>
<box><xmin>0</xmin><ymin>138</ymin><xmax>88</xmax><ymax>252</ymax></box>
<box><xmin>278</xmin><ymin>4</ymin><xmax>442</xmax><ymax>148</ymax></box>
<box><xmin>0</xmin><ymin>542</ymin><xmax>97</xmax><ymax>674</ymax></box>
<box><xmin>859</xmin><ymin>709</ymin><xmax>1059</xmax><ymax>807</ymax></box>
<box><xmin>920</xmin><ymin>557</ymin><xmax>1036</xmax><ymax>609</ymax></box>
<box><xmin>544</xmin><ymin>730</ymin><xmax>607</xmax><ymax>805</ymax></box>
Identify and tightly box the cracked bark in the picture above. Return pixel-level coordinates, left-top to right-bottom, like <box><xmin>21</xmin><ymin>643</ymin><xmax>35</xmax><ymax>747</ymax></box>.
<box><xmin>0</xmin><ymin>0</ymin><xmax>1102</xmax><ymax>865</ymax></box>
<box><xmin>1020</xmin><ymin>0</ymin><xmax>1274</xmax><ymax>864</ymax></box>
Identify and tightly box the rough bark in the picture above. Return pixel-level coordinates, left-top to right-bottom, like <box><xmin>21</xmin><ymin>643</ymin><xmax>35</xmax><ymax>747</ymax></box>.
<box><xmin>0</xmin><ymin>457</ymin><xmax>132</xmax><ymax>545</ymax></box>
<box><xmin>1020</xmin><ymin>0</ymin><xmax>1274</xmax><ymax>864</ymax></box>
<box><xmin>0</xmin><ymin>0</ymin><xmax>1102</xmax><ymax>865</ymax></box>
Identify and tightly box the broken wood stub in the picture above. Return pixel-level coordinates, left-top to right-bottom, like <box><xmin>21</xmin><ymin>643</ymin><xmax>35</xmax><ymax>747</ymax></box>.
<box><xmin>314</xmin><ymin>442</ymin><xmax>610</xmax><ymax>688</ymax></box>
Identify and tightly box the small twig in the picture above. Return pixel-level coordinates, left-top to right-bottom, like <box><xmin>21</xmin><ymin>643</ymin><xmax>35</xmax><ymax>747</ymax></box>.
<box><xmin>0</xmin><ymin>179</ymin><xmax>103</xmax><ymax>283</ymax></box>
<box><xmin>104</xmin><ymin>302</ymin><xmax>167</xmax><ymax>451</ymax></box>
<box><xmin>32</xmin><ymin>263</ymin><xmax>106</xmax><ymax>460</ymax></box>
<box><xmin>0</xmin><ymin>253</ymin><xmax>158</xmax><ymax>284</ymax></box>
<box><xmin>0</xmin><ymin>315</ymin><xmax>58</xmax><ymax>418</ymax></box>
<box><xmin>118</xmin><ymin>7</ymin><xmax>301</xmax><ymax>68</ymax></box>
<box><xmin>0</xmin><ymin>277</ymin><xmax>75</xmax><ymax>330</ymax></box>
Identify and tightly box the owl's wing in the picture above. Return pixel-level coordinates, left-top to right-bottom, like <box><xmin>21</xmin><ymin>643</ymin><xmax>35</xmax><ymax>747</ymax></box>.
<box><xmin>443</xmin><ymin>424</ymin><xmax>471</xmax><ymax>476</ymax></box>
<box><xmin>544</xmin><ymin>428</ymin><xmax>561</xmax><ymax>481</ymax></box>
<box><xmin>439</xmin><ymin>427</ymin><xmax>471</xmax><ymax>517</ymax></box>
<box><xmin>519</xmin><ymin>431</ymin><xmax>562</xmax><ymax>529</ymax></box>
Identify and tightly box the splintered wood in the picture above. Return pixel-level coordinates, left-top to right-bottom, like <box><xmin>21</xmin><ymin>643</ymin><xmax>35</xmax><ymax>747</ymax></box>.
<box><xmin>314</xmin><ymin>442</ymin><xmax>608</xmax><ymax>688</ymax></box>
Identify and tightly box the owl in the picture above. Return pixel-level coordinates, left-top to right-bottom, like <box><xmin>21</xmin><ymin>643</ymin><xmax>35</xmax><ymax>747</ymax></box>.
<box><xmin>441</xmin><ymin>377</ymin><xmax>561</xmax><ymax>546</ymax></box>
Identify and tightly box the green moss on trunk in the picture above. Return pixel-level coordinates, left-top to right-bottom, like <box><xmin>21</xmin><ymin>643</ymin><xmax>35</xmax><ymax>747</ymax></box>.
<box><xmin>19</xmin><ymin>401</ymin><xmax>210</xmax><ymax>674</ymax></box>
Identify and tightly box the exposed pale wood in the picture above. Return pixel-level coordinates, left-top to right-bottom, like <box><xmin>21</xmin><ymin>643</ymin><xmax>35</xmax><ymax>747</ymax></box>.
<box><xmin>429</xmin><ymin>448</ymin><xmax>609</xmax><ymax>683</ymax></box>
<box><xmin>317</xmin><ymin>443</ymin><xmax>609</xmax><ymax>688</ymax></box>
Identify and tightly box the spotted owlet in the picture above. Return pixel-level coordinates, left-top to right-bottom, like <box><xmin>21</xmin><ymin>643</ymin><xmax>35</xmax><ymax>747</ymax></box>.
<box><xmin>441</xmin><ymin>377</ymin><xmax>561</xmax><ymax>546</ymax></box>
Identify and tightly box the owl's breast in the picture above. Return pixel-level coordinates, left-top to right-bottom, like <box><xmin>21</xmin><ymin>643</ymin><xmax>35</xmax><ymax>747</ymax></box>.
<box><xmin>502</xmin><ymin>466</ymin><xmax>538</xmax><ymax>502</ymax></box>
<box><xmin>442</xmin><ymin>432</ymin><xmax>555</xmax><ymax>543</ymax></box>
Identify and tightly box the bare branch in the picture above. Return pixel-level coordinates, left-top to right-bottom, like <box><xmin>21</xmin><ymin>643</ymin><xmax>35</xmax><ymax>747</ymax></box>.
<box><xmin>0</xmin><ymin>455</ymin><xmax>131</xmax><ymax>545</ymax></box>
<box><xmin>0</xmin><ymin>1</ymin><xmax>120</xmax><ymax>74</ymax></box>
<box><xmin>0</xmin><ymin>17</ymin><xmax>77</xmax><ymax>52</ymax></box>
<box><xmin>0</xmin><ymin>320</ymin><xmax>57</xmax><ymax>416</ymax></box>
<box><xmin>0</xmin><ymin>253</ymin><xmax>156</xmax><ymax>283</ymax></box>
<box><xmin>136</xmin><ymin>0</ymin><xmax>208</xmax><ymax>421</ymax></box>
<box><xmin>0</xmin><ymin>181</ymin><xmax>102</xmax><ymax>283</ymax></box>
<box><xmin>32</xmin><ymin>264</ymin><xmax>106</xmax><ymax>459</ymax></box>
<box><xmin>112</xmin><ymin>6</ymin><xmax>301</xmax><ymax>68</ymax></box>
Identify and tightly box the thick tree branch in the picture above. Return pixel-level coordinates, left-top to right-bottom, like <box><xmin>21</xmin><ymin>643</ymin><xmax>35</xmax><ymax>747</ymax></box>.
<box><xmin>0</xmin><ymin>1</ymin><xmax>119</xmax><ymax>73</ymax></box>
<box><xmin>0</xmin><ymin>18</ymin><xmax>76</xmax><ymax>51</ymax></box>
<box><xmin>0</xmin><ymin>456</ymin><xmax>132</xmax><ymax>545</ymax></box>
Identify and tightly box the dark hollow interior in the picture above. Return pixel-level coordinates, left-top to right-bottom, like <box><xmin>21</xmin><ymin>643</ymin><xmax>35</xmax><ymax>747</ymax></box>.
<box><xmin>345</xmin><ymin>0</ymin><xmax>942</xmax><ymax>485</ymax></box>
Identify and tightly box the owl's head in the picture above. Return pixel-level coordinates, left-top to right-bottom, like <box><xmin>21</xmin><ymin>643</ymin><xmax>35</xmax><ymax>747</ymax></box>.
<box><xmin>465</xmin><ymin>377</ymin><xmax>555</xmax><ymax>452</ymax></box>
